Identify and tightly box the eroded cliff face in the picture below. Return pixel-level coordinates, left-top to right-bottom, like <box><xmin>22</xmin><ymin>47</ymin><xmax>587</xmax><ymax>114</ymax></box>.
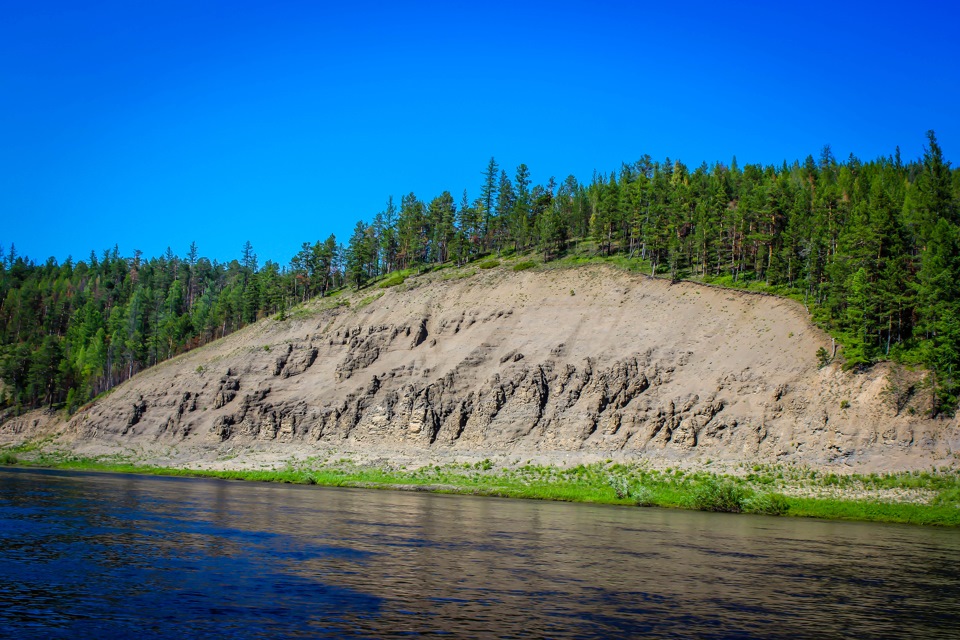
<box><xmin>4</xmin><ymin>265</ymin><xmax>958</xmax><ymax>470</ymax></box>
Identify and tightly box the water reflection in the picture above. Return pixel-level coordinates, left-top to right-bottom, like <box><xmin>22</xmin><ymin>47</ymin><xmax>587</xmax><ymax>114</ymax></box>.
<box><xmin>1</xmin><ymin>467</ymin><xmax>958</xmax><ymax>638</ymax></box>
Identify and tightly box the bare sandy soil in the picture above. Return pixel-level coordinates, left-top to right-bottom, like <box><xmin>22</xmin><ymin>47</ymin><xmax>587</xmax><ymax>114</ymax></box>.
<box><xmin>3</xmin><ymin>262</ymin><xmax>959</xmax><ymax>474</ymax></box>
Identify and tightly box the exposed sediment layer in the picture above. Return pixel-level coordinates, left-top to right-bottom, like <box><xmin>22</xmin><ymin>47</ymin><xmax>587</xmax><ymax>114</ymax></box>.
<box><xmin>3</xmin><ymin>264</ymin><xmax>958</xmax><ymax>471</ymax></box>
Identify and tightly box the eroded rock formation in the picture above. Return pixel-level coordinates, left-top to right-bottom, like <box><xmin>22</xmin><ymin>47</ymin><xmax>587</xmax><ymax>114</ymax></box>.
<box><xmin>5</xmin><ymin>265</ymin><xmax>958</xmax><ymax>470</ymax></box>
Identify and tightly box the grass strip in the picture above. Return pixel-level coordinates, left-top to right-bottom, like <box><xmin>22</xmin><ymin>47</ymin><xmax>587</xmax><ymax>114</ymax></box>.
<box><xmin>4</xmin><ymin>452</ymin><xmax>958</xmax><ymax>527</ymax></box>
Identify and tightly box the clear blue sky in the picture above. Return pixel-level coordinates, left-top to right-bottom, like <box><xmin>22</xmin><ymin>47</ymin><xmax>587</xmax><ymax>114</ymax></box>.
<box><xmin>2</xmin><ymin>0</ymin><xmax>957</xmax><ymax>266</ymax></box>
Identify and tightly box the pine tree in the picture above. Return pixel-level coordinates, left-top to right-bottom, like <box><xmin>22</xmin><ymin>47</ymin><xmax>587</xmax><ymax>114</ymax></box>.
<box><xmin>909</xmin><ymin>131</ymin><xmax>956</xmax><ymax>244</ymax></box>
<box><xmin>398</xmin><ymin>193</ymin><xmax>427</xmax><ymax>271</ymax></box>
<box><xmin>428</xmin><ymin>191</ymin><xmax>456</xmax><ymax>264</ymax></box>
<box><xmin>457</xmin><ymin>190</ymin><xmax>481</xmax><ymax>257</ymax></box>
<box><xmin>480</xmin><ymin>157</ymin><xmax>499</xmax><ymax>245</ymax></box>
<box><xmin>2</xmin><ymin>133</ymin><xmax>959</xmax><ymax>414</ymax></box>
<box><xmin>512</xmin><ymin>164</ymin><xmax>531</xmax><ymax>250</ymax></box>
<box><xmin>493</xmin><ymin>171</ymin><xmax>515</xmax><ymax>254</ymax></box>
<box><xmin>917</xmin><ymin>218</ymin><xmax>960</xmax><ymax>413</ymax></box>
<box><xmin>346</xmin><ymin>221</ymin><xmax>372</xmax><ymax>289</ymax></box>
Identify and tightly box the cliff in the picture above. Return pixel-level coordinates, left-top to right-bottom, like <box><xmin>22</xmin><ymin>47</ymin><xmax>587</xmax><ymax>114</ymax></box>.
<box><xmin>3</xmin><ymin>263</ymin><xmax>958</xmax><ymax>471</ymax></box>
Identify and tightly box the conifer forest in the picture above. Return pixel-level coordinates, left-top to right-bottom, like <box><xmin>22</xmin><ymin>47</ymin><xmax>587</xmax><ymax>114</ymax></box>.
<box><xmin>2</xmin><ymin>132</ymin><xmax>959</xmax><ymax>414</ymax></box>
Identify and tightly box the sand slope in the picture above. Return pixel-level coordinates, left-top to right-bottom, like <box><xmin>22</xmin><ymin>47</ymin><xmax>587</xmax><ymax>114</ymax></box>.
<box><xmin>3</xmin><ymin>264</ymin><xmax>958</xmax><ymax>471</ymax></box>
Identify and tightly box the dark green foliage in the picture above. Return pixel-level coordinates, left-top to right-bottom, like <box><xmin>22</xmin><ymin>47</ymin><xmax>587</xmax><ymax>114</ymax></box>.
<box><xmin>0</xmin><ymin>240</ymin><xmax>345</xmax><ymax>412</ymax></box>
<box><xmin>512</xmin><ymin>261</ymin><xmax>536</xmax><ymax>271</ymax></box>
<box><xmin>346</xmin><ymin>220</ymin><xmax>374</xmax><ymax>289</ymax></box>
<box><xmin>2</xmin><ymin>132</ymin><xmax>959</xmax><ymax>413</ymax></box>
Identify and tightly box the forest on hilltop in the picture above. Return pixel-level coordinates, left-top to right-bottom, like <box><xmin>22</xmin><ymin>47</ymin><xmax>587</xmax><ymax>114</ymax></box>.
<box><xmin>1</xmin><ymin>132</ymin><xmax>958</xmax><ymax>416</ymax></box>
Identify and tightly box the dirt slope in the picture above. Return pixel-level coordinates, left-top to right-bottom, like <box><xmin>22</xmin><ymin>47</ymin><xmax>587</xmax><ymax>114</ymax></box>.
<box><xmin>3</xmin><ymin>264</ymin><xmax>958</xmax><ymax>471</ymax></box>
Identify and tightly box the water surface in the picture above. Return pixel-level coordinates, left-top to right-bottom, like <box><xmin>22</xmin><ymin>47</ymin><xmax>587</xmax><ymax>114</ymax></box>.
<box><xmin>1</xmin><ymin>467</ymin><xmax>958</xmax><ymax>638</ymax></box>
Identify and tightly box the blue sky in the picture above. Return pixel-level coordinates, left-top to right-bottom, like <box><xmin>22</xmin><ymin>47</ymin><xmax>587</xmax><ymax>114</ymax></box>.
<box><xmin>2</xmin><ymin>0</ymin><xmax>958</xmax><ymax>266</ymax></box>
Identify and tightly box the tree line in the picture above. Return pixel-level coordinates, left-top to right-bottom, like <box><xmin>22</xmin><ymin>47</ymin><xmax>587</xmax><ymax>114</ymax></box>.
<box><xmin>2</xmin><ymin>132</ymin><xmax>958</xmax><ymax>415</ymax></box>
<box><xmin>0</xmin><ymin>239</ymin><xmax>348</xmax><ymax>414</ymax></box>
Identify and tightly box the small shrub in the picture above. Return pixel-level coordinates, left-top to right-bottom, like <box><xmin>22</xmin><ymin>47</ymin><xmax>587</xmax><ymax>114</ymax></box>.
<box><xmin>64</xmin><ymin>388</ymin><xmax>77</xmax><ymax>416</ymax></box>
<box><xmin>478</xmin><ymin>259</ymin><xmax>500</xmax><ymax>269</ymax></box>
<box><xmin>816</xmin><ymin>347</ymin><xmax>831</xmax><ymax>368</ymax></box>
<box><xmin>607</xmin><ymin>475</ymin><xmax>630</xmax><ymax>499</ymax></box>
<box><xmin>195</xmin><ymin>365</ymin><xmax>205</xmax><ymax>374</ymax></box>
<box><xmin>840</xmin><ymin>399</ymin><xmax>850</xmax><ymax>409</ymax></box>
<box><xmin>747</xmin><ymin>492</ymin><xmax>790</xmax><ymax>516</ymax></box>
<box><xmin>513</xmin><ymin>260</ymin><xmax>536</xmax><ymax>271</ymax></box>
<box><xmin>934</xmin><ymin>487</ymin><xmax>960</xmax><ymax>507</ymax></box>
<box><xmin>692</xmin><ymin>480</ymin><xmax>745</xmax><ymax>513</ymax></box>
<box><xmin>632</xmin><ymin>486</ymin><xmax>656</xmax><ymax>507</ymax></box>
<box><xmin>1</xmin><ymin>452</ymin><xmax>18</xmax><ymax>465</ymax></box>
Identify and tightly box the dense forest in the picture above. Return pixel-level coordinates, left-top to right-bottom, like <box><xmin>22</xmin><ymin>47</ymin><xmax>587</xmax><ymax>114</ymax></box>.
<box><xmin>2</xmin><ymin>132</ymin><xmax>958</xmax><ymax>416</ymax></box>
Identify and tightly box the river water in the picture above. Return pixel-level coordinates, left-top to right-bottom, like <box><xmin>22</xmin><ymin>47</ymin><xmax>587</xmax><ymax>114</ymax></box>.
<box><xmin>1</xmin><ymin>468</ymin><xmax>958</xmax><ymax>638</ymax></box>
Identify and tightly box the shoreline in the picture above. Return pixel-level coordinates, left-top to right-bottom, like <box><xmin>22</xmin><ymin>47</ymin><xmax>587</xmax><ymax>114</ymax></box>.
<box><xmin>3</xmin><ymin>450</ymin><xmax>958</xmax><ymax>527</ymax></box>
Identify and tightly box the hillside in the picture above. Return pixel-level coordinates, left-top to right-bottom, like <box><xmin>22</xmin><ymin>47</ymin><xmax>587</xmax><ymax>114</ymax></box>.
<box><xmin>2</xmin><ymin>262</ymin><xmax>958</xmax><ymax>472</ymax></box>
<box><xmin>4</xmin><ymin>135</ymin><xmax>959</xmax><ymax>422</ymax></box>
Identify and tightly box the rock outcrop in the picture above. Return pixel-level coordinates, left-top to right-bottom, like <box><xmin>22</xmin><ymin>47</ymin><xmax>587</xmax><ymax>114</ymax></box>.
<box><xmin>4</xmin><ymin>264</ymin><xmax>958</xmax><ymax>470</ymax></box>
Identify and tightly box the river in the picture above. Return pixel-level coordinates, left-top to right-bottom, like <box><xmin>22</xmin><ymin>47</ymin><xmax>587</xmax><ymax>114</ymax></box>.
<box><xmin>1</xmin><ymin>467</ymin><xmax>957</xmax><ymax>638</ymax></box>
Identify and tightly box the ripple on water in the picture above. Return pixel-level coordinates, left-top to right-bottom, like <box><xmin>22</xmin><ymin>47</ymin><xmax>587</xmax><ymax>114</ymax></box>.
<box><xmin>1</xmin><ymin>467</ymin><xmax>958</xmax><ymax>639</ymax></box>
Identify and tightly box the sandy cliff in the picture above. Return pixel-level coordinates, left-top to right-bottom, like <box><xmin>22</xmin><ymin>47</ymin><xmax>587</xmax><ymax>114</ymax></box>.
<box><xmin>3</xmin><ymin>264</ymin><xmax>958</xmax><ymax>471</ymax></box>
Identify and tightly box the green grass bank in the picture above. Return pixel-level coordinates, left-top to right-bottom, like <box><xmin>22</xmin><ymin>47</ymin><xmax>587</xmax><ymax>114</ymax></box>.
<box><xmin>3</xmin><ymin>448</ymin><xmax>959</xmax><ymax>527</ymax></box>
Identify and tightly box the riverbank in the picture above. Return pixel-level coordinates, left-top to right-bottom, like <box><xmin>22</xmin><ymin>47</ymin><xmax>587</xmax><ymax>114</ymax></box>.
<box><xmin>3</xmin><ymin>447</ymin><xmax>958</xmax><ymax>527</ymax></box>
